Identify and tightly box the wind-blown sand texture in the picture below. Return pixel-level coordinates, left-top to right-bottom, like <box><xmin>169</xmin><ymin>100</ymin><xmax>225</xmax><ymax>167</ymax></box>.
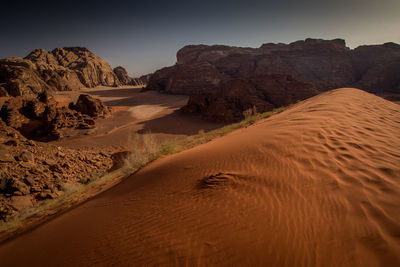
<box><xmin>1</xmin><ymin>88</ymin><xmax>399</xmax><ymax>266</ymax></box>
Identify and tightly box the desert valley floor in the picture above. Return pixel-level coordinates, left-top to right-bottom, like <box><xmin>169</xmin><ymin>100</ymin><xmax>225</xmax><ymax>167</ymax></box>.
<box><xmin>53</xmin><ymin>86</ymin><xmax>226</xmax><ymax>149</ymax></box>
<box><xmin>0</xmin><ymin>88</ymin><xmax>399</xmax><ymax>266</ymax></box>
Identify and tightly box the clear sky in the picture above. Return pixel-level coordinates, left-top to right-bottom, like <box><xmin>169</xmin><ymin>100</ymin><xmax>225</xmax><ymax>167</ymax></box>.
<box><xmin>1</xmin><ymin>0</ymin><xmax>399</xmax><ymax>77</ymax></box>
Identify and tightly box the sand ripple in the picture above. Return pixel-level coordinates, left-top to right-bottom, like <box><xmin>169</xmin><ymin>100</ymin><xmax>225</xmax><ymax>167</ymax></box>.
<box><xmin>1</xmin><ymin>88</ymin><xmax>399</xmax><ymax>266</ymax></box>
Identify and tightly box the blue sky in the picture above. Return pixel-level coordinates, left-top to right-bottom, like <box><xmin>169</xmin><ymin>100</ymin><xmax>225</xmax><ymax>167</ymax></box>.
<box><xmin>1</xmin><ymin>0</ymin><xmax>399</xmax><ymax>77</ymax></box>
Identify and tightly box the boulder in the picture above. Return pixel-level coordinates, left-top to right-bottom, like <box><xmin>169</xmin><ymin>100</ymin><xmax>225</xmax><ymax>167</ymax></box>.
<box><xmin>0</xmin><ymin>97</ymin><xmax>26</xmax><ymax>128</ymax></box>
<box><xmin>6</xmin><ymin>177</ymin><xmax>30</xmax><ymax>195</ymax></box>
<box><xmin>72</xmin><ymin>94</ymin><xmax>110</xmax><ymax>118</ymax></box>
<box><xmin>10</xmin><ymin>196</ymin><xmax>33</xmax><ymax>211</ymax></box>
<box><xmin>0</xmin><ymin>147</ymin><xmax>14</xmax><ymax>163</ymax></box>
<box><xmin>19</xmin><ymin>151</ymin><xmax>34</xmax><ymax>162</ymax></box>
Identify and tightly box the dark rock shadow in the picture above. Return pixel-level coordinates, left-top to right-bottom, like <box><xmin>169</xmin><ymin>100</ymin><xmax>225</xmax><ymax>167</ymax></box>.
<box><xmin>137</xmin><ymin>110</ymin><xmax>227</xmax><ymax>135</ymax></box>
<box><xmin>84</xmin><ymin>88</ymin><xmax>188</xmax><ymax>108</ymax></box>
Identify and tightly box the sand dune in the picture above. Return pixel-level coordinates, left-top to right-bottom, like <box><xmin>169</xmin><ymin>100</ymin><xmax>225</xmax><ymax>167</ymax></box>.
<box><xmin>1</xmin><ymin>88</ymin><xmax>399</xmax><ymax>266</ymax></box>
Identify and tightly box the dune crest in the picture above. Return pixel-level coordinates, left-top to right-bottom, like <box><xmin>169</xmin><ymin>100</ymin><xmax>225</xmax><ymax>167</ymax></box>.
<box><xmin>0</xmin><ymin>88</ymin><xmax>399</xmax><ymax>266</ymax></box>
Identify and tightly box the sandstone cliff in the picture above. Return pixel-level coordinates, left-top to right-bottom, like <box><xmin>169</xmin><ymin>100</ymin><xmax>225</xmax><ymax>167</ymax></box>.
<box><xmin>147</xmin><ymin>38</ymin><xmax>400</xmax><ymax>95</ymax></box>
<box><xmin>148</xmin><ymin>38</ymin><xmax>400</xmax><ymax>121</ymax></box>
<box><xmin>0</xmin><ymin>47</ymin><xmax>122</xmax><ymax>96</ymax></box>
<box><xmin>183</xmin><ymin>74</ymin><xmax>317</xmax><ymax>122</ymax></box>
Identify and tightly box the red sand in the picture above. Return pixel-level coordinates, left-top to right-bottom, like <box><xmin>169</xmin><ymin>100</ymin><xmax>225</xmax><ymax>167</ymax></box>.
<box><xmin>1</xmin><ymin>88</ymin><xmax>399</xmax><ymax>266</ymax></box>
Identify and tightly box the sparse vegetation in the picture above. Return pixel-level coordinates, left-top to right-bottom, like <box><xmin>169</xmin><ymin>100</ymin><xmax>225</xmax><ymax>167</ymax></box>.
<box><xmin>125</xmin><ymin>106</ymin><xmax>288</xmax><ymax>168</ymax></box>
<box><xmin>242</xmin><ymin>105</ymin><xmax>258</xmax><ymax>120</ymax></box>
<box><xmin>0</xmin><ymin>167</ymin><xmax>131</xmax><ymax>240</ymax></box>
<box><xmin>182</xmin><ymin>106</ymin><xmax>286</xmax><ymax>149</ymax></box>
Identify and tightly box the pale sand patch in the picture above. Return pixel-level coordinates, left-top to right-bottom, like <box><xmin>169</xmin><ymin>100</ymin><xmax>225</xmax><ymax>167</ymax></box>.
<box><xmin>128</xmin><ymin>105</ymin><xmax>167</xmax><ymax>120</ymax></box>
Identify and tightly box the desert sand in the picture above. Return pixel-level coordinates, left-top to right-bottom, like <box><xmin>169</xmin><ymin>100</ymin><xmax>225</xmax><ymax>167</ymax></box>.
<box><xmin>0</xmin><ymin>88</ymin><xmax>399</xmax><ymax>266</ymax></box>
<box><xmin>53</xmin><ymin>86</ymin><xmax>225</xmax><ymax>149</ymax></box>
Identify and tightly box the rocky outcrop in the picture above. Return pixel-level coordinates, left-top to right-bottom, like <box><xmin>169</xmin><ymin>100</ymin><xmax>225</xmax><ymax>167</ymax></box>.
<box><xmin>0</xmin><ymin>93</ymin><xmax>107</xmax><ymax>141</ymax></box>
<box><xmin>183</xmin><ymin>74</ymin><xmax>317</xmax><ymax>122</ymax></box>
<box><xmin>147</xmin><ymin>38</ymin><xmax>400</xmax><ymax>95</ymax></box>
<box><xmin>71</xmin><ymin>94</ymin><xmax>111</xmax><ymax>118</ymax></box>
<box><xmin>113</xmin><ymin>66</ymin><xmax>133</xmax><ymax>85</ymax></box>
<box><xmin>138</xmin><ymin>74</ymin><xmax>151</xmax><ymax>86</ymax></box>
<box><xmin>0</xmin><ymin>47</ymin><xmax>121</xmax><ymax>96</ymax></box>
<box><xmin>0</xmin><ymin>120</ymin><xmax>113</xmax><ymax>221</ymax></box>
<box><xmin>147</xmin><ymin>62</ymin><xmax>227</xmax><ymax>94</ymax></box>
<box><xmin>0</xmin><ymin>57</ymin><xmax>52</xmax><ymax>96</ymax></box>
<box><xmin>113</xmin><ymin>66</ymin><xmax>148</xmax><ymax>87</ymax></box>
<box><xmin>351</xmin><ymin>43</ymin><xmax>400</xmax><ymax>93</ymax></box>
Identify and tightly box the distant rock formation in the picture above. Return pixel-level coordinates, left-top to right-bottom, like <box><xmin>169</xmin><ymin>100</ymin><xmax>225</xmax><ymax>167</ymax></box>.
<box><xmin>147</xmin><ymin>38</ymin><xmax>400</xmax><ymax>95</ymax></box>
<box><xmin>113</xmin><ymin>66</ymin><xmax>133</xmax><ymax>85</ymax></box>
<box><xmin>113</xmin><ymin>66</ymin><xmax>147</xmax><ymax>86</ymax></box>
<box><xmin>138</xmin><ymin>74</ymin><xmax>151</xmax><ymax>86</ymax></box>
<box><xmin>147</xmin><ymin>38</ymin><xmax>400</xmax><ymax>121</ymax></box>
<box><xmin>183</xmin><ymin>74</ymin><xmax>317</xmax><ymax>122</ymax></box>
<box><xmin>0</xmin><ymin>47</ymin><xmax>122</xmax><ymax>96</ymax></box>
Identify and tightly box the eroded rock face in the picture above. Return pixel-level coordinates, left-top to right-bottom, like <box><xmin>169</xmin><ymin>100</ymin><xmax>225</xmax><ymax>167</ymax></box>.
<box><xmin>71</xmin><ymin>94</ymin><xmax>111</xmax><ymax>118</ymax></box>
<box><xmin>147</xmin><ymin>62</ymin><xmax>227</xmax><ymax>94</ymax></box>
<box><xmin>0</xmin><ymin>57</ymin><xmax>52</xmax><ymax>96</ymax></box>
<box><xmin>113</xmin><ymin>66</ymin><xmax>148</xmax><ymax>87</ymax></box>
<box><xmin>0</xmin><ymin>93</ymin><xmax>106</xmax><ymax>141</ymax></box>
<box><xmin>183</xmin><ymin>74</ymin><xmax>317</xmax><ymax>122</ymax></box>
<box><xmin>0</xmin><ymin>47</ymin><xmax>121</xmax><ymax>96</ymax></box>
<box><xmin>147</xmin><ymin>38</ymin><xmax>400</xmax><ymax>95</ymax></box>
<box><xmin>113</xmin><ymin>66</ymin><xmax>133</xmax><ymax>85</ymax></box>
<box><xmin>351</xmin><ymin>43</ymin><xmax>400</xmax><ymax>93</ymax></box>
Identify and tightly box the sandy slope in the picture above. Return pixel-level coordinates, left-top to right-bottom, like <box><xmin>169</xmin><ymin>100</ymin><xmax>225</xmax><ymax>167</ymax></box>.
<box><xmin>1</xmin><ymin>88</ymin><xmax>400</xmax><ymax>266</ymax></box>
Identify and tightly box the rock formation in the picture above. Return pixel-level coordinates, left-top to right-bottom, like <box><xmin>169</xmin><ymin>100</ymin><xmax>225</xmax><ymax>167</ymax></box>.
<box><xmin>147</xmin><ymin>38</ymin><xmax>400</xmax><ymax>95</ymax></box>
<box><xmin>71</xmin><ymin>94</ymin><xmax>111</xmax><ymax>118</ymax></box>
<box><xmin>0</xmin><ymin>119</ymin><xmax>113</xmax><ymax>221</ymax></box>
<box><xmin>351</xmin><ymin>43</ymin><xmax>400</xmax><ymax>93</ymax></box>
<box><xmin>0</xmin><ymin>47</ymin><xmax>121</xmax><ymax>96</ymax></box>
<box><xmin>113</xmin><ymin>66</ymin><xmax>147</xmax><ymax>86</ymax></box>
<box><xmin>0</xmin><ymin>92</ymin><xmax>108</xmax><ymax>141</ymax></box>
<box><xmin>147</xmin><ymin>38</ymin><xmax>400</xmax><ymax>121</ymax></box>
<box><xmin>113</xmin><ymin>66</ymin><xmax>133</xmax><ymax>85</ymax></box>
<box><xmin>138</xmin><ymin>74</ymin><xmax>151</xmax><ymax>86</ymax></box>
<box><xmin>183</xmin><ymin>74</ymin><xmax>317</xmax><ymax>122</ymax></box>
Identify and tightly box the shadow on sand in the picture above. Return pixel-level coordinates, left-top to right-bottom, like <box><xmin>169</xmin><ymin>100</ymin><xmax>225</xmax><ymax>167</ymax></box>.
<box><xmin>85</xmin><ymin>88</ymin><xmax>189</xmax><ymax>108</ymax></box>
<box><xmin>137</xmin><ymin>110</ymin><xmax>227</xmax><ymax>135</ymax></box>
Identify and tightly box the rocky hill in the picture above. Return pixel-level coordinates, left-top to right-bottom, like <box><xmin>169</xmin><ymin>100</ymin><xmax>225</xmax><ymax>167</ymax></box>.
<box><xmin>147</xmin><ymin>38</ymin><xmax>400</xmax><ymax>121</ymax></box>
<box><xmin>0</xmin><ymin>47</ymin><xmax>140</xmax><ymax>140</ymax></box>
<box><xmin>0</xmin><ymin>47</ymin><xmax>137</xmax><ymax>97</ymax></box>
<box><xmin>147</xmin><ymin>39</ymin><xmax>400</xmax><ymax>94</ymax></box>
